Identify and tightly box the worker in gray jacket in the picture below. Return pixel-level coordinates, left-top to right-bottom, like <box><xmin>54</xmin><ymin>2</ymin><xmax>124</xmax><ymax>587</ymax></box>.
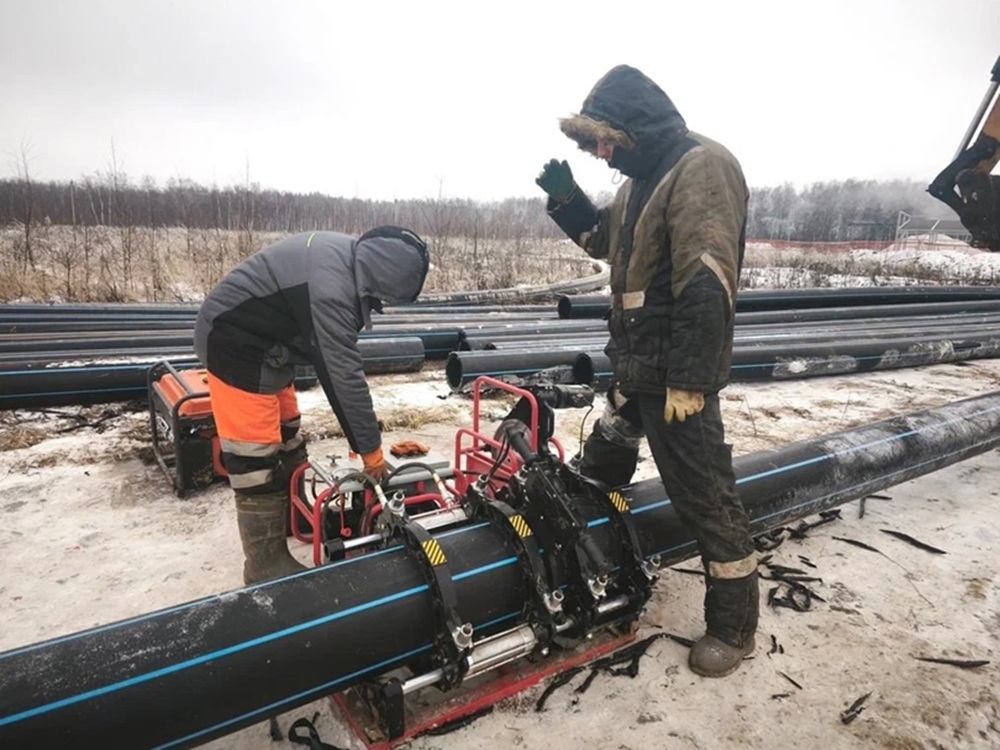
<box><xmin>536</xmin><ymin>64</ymin><xmax>757</xmax><ymax>677</ymax></box>
<box><xmin>194</xmin><ymin>226</ymin><xmax>430</xmax><ymax>584</ymax></box>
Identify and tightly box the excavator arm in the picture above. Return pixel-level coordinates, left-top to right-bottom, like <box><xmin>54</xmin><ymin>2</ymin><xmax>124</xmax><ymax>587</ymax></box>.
<box><xmin>928</xmin><ymin>55</ymin><xmax>1000</xmax><ymax>252</ymax></box>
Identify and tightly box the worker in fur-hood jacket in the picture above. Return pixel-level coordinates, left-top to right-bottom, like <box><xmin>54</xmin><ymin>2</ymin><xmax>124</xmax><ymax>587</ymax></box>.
<box><xmin>536</xmin><ymin>64</ymin><xmax>756</xmax><ymax>678</ymax></box>
<box><xmin>194</xmin><ymin>226</ymin><xmax>430</xmax><ymax>585</ymax></box>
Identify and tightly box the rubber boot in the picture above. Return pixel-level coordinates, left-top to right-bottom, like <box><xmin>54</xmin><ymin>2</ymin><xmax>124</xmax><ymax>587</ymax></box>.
<box><xmin>689</xmin><ymin>570</ymin><xmax>759</xmax><ymax>678</ymax></box>
<box><xmin>234</xmin><ymin>490</ymin><xmax>307</xmax><ymax>585</ymax></box>
<box><xmin>575</xmin><ymin>421</ymin><xmax>640</xmax><ymax>488</ymax></box>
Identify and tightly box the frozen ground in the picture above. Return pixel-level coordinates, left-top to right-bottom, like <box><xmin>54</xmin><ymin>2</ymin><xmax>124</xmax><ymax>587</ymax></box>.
<box><xmin>2</xmin><ymin>357</ymin><xmax>1000</xmax><ymax>749</ymax></box>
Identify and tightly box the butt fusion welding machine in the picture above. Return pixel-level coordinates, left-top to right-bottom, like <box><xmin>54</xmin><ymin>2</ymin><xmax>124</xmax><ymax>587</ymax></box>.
<box><xmin>148</xmin><ymin>363</ymin><xmax>660</xmax><ymax>746</ymax></box>
<box><xmin>290</xmin><ymin>376</ymin><xmax>661</xmax><ymax>747</ymax></box>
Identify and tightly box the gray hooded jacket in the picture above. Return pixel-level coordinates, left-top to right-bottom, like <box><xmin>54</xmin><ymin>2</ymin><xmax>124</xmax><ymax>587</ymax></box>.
<box><xmin>193</xmin><ymin>227</ymin><xmax>429</xmax><ymax>454</ymax></box>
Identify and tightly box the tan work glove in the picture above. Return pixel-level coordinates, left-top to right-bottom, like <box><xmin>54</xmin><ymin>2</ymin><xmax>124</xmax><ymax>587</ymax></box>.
<box><xmin>664</xmin><ymin>388</ymin><xmax>705</xmax><ymax>424</ymax></box>
<box><xmin>361</xmin><ymin>446</ymin><xmax>386</xmax><ymax>482</ymax></box>
<box><xmin>390</xmin><ymin>440</ymin><xmax>431</xmax><ymax>457</ymax></box>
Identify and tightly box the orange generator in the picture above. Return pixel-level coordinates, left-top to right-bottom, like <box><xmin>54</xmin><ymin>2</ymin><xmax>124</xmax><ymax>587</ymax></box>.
<box><xmin>147</xmin><ymin>360</ymin><xmax>228</xmax><ymax>497</ymax></box>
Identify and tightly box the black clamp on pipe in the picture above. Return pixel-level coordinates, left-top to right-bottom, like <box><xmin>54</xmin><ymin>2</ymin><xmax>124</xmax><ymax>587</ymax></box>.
<box><xmin>574</xmin><ymin>473</ymin><xmax>660</xmax><ymax>623</ymax></box>
<box><xmin>383</xmin><ymin>495</ymin><xmax>473</xmax><ymax>692</ymax></box>
<box><xmin>465</xmin><ymin>481</ymin><xmax>565</xmax><ymax>637</ymax></box>
<box><xmin>502</xmin><ymin>429</ymin><xmax>614</xmax><ymax>637</ymax></box>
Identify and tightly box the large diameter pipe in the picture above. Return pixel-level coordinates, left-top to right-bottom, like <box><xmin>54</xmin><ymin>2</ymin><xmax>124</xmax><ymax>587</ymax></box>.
<box><xmin>446</xmin><ymin>348</ymin><xmax>607</xmax><ymax>390</ymax></box>
<box><xmin>575</xmin><ymin>332</ymin><xmax>1000</xmax><ymax>388</ymax></box>
<box><xmin>0</xmin><ymin>338</ymin><xmax>425</xmax><ymax>410</ymax></box>
<box><xmin>626</xmin><ymin>388</ymin><xmax>1000</xmax><ymax>562</ymax></box>
<box><xmin>736</xmin><ymin>299</ymin><xmax>1000</xmax><ymax>326</ymax></box>
<box><xmin>556</xmin><ymin>286</ymin><xmax>1000</xmax><ymax>319</ymax></box>
<box><xmin>2</xmin><ymin>391</ymin><xmax>1000</xmax><ymax>748</ymax></box>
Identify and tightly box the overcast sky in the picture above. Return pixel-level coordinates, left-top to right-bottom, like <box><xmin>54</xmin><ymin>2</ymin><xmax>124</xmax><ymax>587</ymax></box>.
<box><xmin>2</xmin><ymin>0</ymin><xmax>998</xmax><ymax>202</ymax></box>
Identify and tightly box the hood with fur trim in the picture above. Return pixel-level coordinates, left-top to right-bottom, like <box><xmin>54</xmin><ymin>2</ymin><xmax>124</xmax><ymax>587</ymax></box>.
<box><xmin>560</xmin><ymin>65</ymin><xmax>688</xmax><ymax>179</ymax></box>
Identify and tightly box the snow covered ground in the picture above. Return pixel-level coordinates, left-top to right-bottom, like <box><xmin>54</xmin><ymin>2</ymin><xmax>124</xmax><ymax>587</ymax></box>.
<box><xmin>2</xmin><ymin>245</ymin><xmax>1000</xmax><ymax>749</ymax></box>
<box><xmin>2</xmin><ymin>357</ymin><xmax>999</xmax><ymax>750</ymax></box>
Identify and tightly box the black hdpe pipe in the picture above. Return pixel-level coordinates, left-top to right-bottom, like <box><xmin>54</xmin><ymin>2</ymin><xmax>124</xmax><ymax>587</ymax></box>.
<box><xmin>451</xmin><ymin>323</ymin><xmax>1000</xmax><ymax>390</ymax></box>
<box><xmin>2</xmin><ymin>391</ymin><xmax>998</xmax><ymax>748</ymax></box>
<box><xmin>575</xmin><ymin>331</ymin><xmax>1000</xmax><ymax>387</ymax></box>
<box><xmin>463</xmin><ymin>316</ymin><xmax>1000</xmax><ymax>354</ymax></box>
<box><xmin>446</xmin><ymin>348</ymin><xmax>607</xmax><ymax>390</ymax></box>
<box><xmin>735</xmin><ymin>298</ymin><xmax>1000</xmax><ymax>327</ymax></box>
<box><xmin>7</xmin><ymin>311</ymin><xmax>999</xmax><ymax>358</ymax></box>
<box><xmin>557</xmin><ymin>286</ymin><xmax>1000</xmax><ymax>319</ymax></box>
<box><xmin>0</xmin><ymin>302</ymin><xmax>553</xmax><ymax>321</ymax></box>
<box><xmin>0</xmin><ymin>332</ymin><xmax>197</xmax><ymax>354</ymax></box>
<box><xmin>0</xmin><ymin>338</ymin><xmax>425</xmax><ymax>410</ymax></box>
<box><xmin>462</xmin><ymin>336</ymin><xmax>609</xmax><ymax>353</ymax></box>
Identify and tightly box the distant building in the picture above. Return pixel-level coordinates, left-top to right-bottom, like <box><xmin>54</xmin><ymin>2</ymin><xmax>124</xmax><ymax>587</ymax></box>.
<box><xmin>895</xmin><ymin>211</ymin><xmax>972</xmax><ymax>245</ymax></box>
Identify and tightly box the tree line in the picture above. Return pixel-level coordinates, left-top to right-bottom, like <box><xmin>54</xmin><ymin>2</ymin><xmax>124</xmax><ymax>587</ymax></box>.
<box><xmin>0</xmin><ymin>173</ymin><xmax>953</xmax><ymax>245</ymax></box>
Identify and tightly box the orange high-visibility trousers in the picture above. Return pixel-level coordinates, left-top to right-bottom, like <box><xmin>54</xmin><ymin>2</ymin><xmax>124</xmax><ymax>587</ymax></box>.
<box><xmin>207</xmin><ymin>374</ymin><xmax>301</xmax><ymax>493</ymax></box>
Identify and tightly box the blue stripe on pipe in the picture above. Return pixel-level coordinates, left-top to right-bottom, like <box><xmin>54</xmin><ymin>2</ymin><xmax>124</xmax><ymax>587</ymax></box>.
<box><xmin>153</xmin><ymin>642</ymin><xmax>434</xmax><ymax>749</ymax></box>
<box><xmin>0</xmin><ymin>552</ymin><xmax>522</xmax><ymax>728</ymax></box>
<box><xmin>0</xmin><ymin>584</ymin><xmax>427</xmax><ymax>727</ymax></box>
<box><xmin>155</xmin><ymin>613</ymin><xmax>522</xmax><ymax>749</ymax></box>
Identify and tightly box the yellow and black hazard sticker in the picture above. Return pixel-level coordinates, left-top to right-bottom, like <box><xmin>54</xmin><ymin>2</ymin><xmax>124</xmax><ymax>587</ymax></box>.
<box><xmin>421</xmin><ymin>539</ymin><xmax>447</xmax><ymax>566</ymax></box>
<box><xmin>508</xmin><ymin>514</ymin><xmax>533</xmax><ymax>538</ymax></box>
<box><xmin>608</xmin><ymin>491</ymin><xmax>630</xmax><ymax>514</ymax></box>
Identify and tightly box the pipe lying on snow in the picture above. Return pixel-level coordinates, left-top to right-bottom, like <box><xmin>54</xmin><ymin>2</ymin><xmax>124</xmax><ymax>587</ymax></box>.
<box><xmin>556</xmin><ymin>286</ymin><xmax>1000</xmax><ymax>319</ymax></box>
<box><xmin>0</xmin><ymin>337</ymin><xmax>426</xmax><ymax>410</ymax></box>
<box><xmin>446</xmin><ymin>347</ymin><xmax>606</xmax><ymax>390</ymax></box>
<box><xmin>574</xmin><ymin>331</ymin><xmax>1000</xmax><ymax>389</ymax></box>
<box><xmin>2</xmin><ymin>390</ymin><xmax>999</xmax><ymax>748</ymax></box>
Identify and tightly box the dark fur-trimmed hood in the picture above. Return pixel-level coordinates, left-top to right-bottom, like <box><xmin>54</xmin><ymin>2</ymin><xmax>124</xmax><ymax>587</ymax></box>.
<box><xmin>560</xmin><ymin>65</ymin><xmax>688</xmax><ymax>178</ymax></box>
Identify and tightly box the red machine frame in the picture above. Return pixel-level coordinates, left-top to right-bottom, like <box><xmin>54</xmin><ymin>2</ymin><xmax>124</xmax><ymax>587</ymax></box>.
<box><xmin>288</xmin><ymin>375</ymin><xmax>565</xmax><ymax>567</ymax></box>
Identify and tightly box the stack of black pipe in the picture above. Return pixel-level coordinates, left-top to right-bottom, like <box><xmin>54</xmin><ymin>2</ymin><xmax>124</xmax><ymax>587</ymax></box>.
<box><xmin>447</xmin><ymin>287</ymin><xmax>1000</xmax><ymax>390</ymax></box>
<box><xmin>0</xmin><ymin>303</ymin><xmax>563</xmax><ymax>409</ymax></box>
<box><xmin>5</xmin><ymin>286</ymin><xmax>1000</xmax><ymax>409</ymax></box>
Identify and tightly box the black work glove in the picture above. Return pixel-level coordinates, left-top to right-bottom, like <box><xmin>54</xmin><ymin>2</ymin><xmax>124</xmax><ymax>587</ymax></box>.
<box><xmin>536</xmin><ymin>159</ymin><xmax>577</xmax><ymax>203</ymax></box>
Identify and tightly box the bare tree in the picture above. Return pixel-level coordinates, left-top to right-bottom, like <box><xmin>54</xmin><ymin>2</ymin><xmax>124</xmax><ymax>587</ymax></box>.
<box><xmin>10</xmin><ymin>138</ymin><xmax>37</xmax><ymax>273</ymax></box>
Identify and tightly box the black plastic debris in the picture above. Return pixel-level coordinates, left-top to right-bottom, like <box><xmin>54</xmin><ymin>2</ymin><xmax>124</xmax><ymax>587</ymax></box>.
<box><xmin>423</xmin><ymin>706</ymin><xmax>495</xmax><ymax>736</ymax></box>
<box><xmin>797</xmin><ymin>555</ymin><xmax>818</xmax><ymax>569</ymax></box>
<box><xmin>879</xmin><ymin>529</ymin><xmax>947</xmax><ymax>554</ymax></box>
<box><xmin>755</xmin><ymin>528</ymin><xmax>788</xmax><ymax>552</ymax></box>
<box><xmin>535</xmin><ymin>633</ymin><xmax>677</xmax><ymax>712</ymax></box>
<box><xmin>788</xmin><ymin>510</ymin><xmax>842</xmax><ymax>539</ymax></box>
<box><xmin>753</xmin><ymin>510</ymin><xmax>843</xmax><ymax>552</ymax></box>
<box><xmin>832</xmin><ymin>536</ymin><xmax>933</xmax><ymax>605</ymax></box>
<box><xmin>858</xmin><ymin>492</ymin><xmax>891</xmax><ymax>519</ymax></box>
<box><xmin>778</xmin><ymin>672</ymin><xmax>804</xmax><ymax>690</ymax></box>
<box><xmin>915</xmin><ymin>656</ymin><xmax>990</xmax><ymax>669</ymax></box>
<box><xmin>534</xmin><ymin>667</ymin><xmax>586</xmax><ymax>712</ymax></box>
<box><xmin>840</xmin><ymin>691</ymin><xmax>872</xmax><ymax>724</ymax></box>
<box><xmin>288</xmin><ymin>712</ymin><xmax>344</xmax><ymax>750</ymax></box>
<box><xmin>670</xmin><ymin>567</ymin><xmax>706</xmax><ymax>577</ymax></box>
<box><xmin>833</xmin><ymin>536</ymin><xmax>880</xmax><ymax>553</ymax></box>
<box><xmin>667</xmin><ymin>633</ymin><xmax>696</xmax><ymax>648</ymax></box>
<box><xmin>768</xmin><ymin>581</ymin><xmax>824</xmax><ymax>612</ymax></box>
<box><xmin>268</xmin><ymin>716</ymin><xmax>283</xmax><ymax>741</ymax></box>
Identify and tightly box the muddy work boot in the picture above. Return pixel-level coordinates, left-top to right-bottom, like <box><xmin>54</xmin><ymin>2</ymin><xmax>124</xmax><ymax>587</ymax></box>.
<box><xmin>234</xmin><ymin>490</ymin><xmax>307</xmax><ymax>585</ymax></box>
<box><xmin>689</xmin><ymin>570</ymin><xmax>759</xmax><ymax>678</ymax></box>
